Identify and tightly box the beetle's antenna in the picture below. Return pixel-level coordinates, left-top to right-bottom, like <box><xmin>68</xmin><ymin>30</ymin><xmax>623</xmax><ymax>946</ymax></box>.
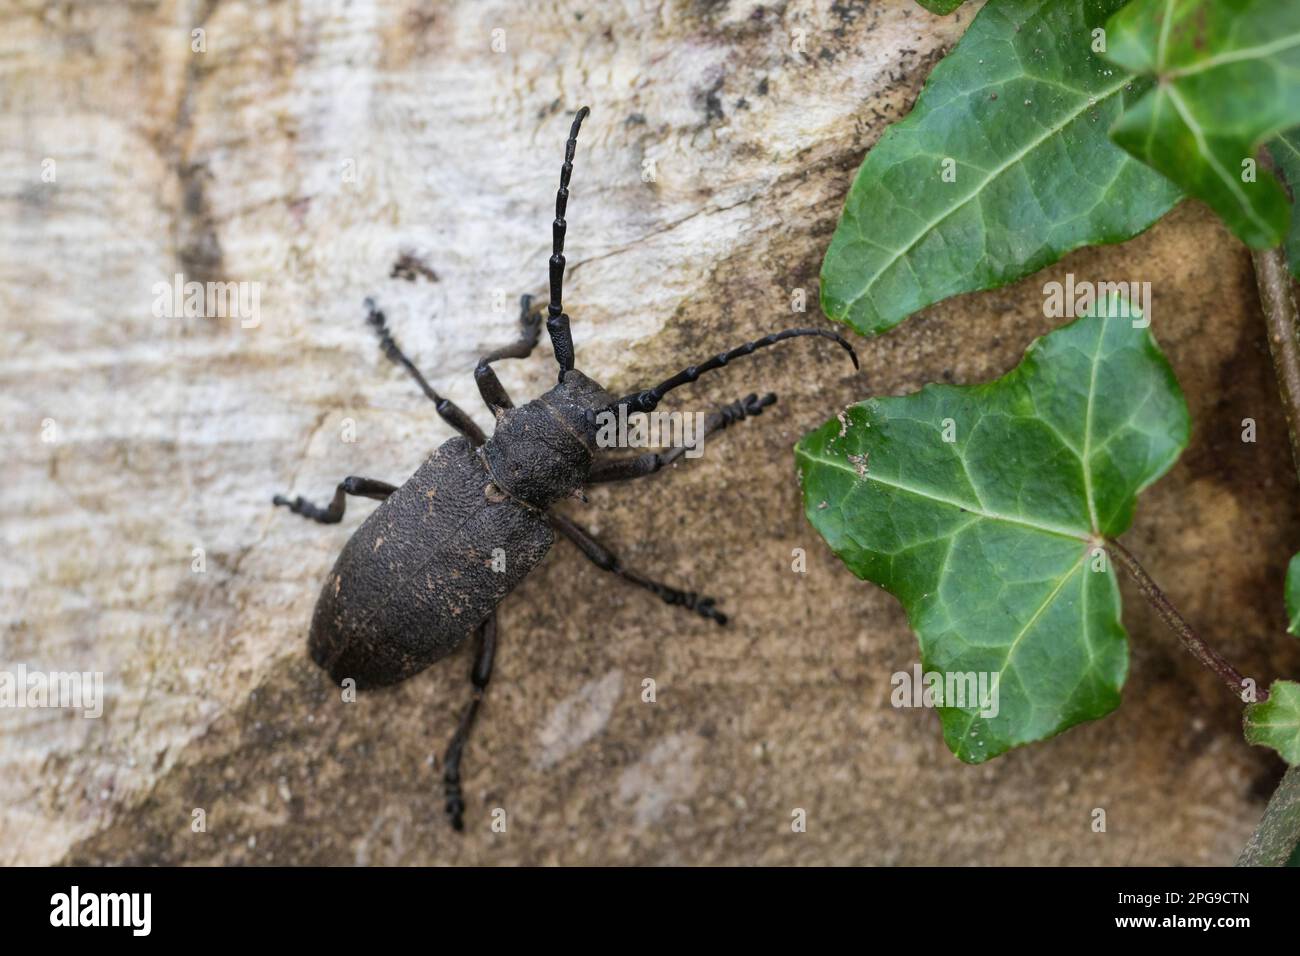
<box><xmin>606</xmin><ymin>327</ymin><xmax>859</xmax><ymax>415</ymax></box>
<box><xmin>546</xmin><ymin>106</ymin><xmax>589</xmax><ymax>380</ymax></box>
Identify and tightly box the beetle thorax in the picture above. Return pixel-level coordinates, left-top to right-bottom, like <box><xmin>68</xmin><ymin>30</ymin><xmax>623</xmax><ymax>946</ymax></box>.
<box><xmin>478</xmin><ymin>369</ymin><xmax>613</xmax><ymax>508</ymax></box>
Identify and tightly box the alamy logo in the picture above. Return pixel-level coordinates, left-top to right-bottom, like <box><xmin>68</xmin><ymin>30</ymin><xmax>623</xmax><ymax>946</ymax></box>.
<box><xmin>151</xmin><ymin>273</ymin><xmax>261</xmax><ymax>328</ymax></box>
<box><xmin>890</xmin><ymin>664</ymin><xmax>1000</xmax><ymax>718</ymax></box>
<box><xmin>0</xmin><ymin>665</ymin><xmax>103</xmax><ymax>718</ymax></box>
<box><xmin>50</xmin><ymin>886</ymin><xmax>151</xmax><ymax>936</ymax></box>
<box><xmin>1042</xmin><ymin>273</ymin><xmax>1150</xmax><ymax>328</ymax></box>
<box><xmin>593</xmin><ymin>406</ymin><xmax>707</xmax><ymax>459</ymax></box>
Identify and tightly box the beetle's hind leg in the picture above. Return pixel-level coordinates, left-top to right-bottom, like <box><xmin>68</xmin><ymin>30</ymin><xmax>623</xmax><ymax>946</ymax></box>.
<box><xmin>475</xmin><ymin>294</ymin><xmax>544</xmax><ymax>416</ymax></box>
<box><xmin>442</xmin><ymin>612</ymin><xmax>498</xmax><ymax>831</ymax></box>
<box><xmin>272</xmin><ymin>476</ymin><xmax>396</xmax><ymax>524</ymax></box>
<box><xmin>549</xmin><ymin>513</ymin><xmax>727</xmax><ymax>625</ymax></box>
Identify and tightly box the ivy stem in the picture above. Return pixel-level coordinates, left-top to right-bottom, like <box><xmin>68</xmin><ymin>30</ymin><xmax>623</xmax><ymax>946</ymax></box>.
<box><xmin>1105</xmin><ymin>540</ymin><xmax>1258</xmax><ymax>701</ymax></box>
<box><xmin>1237</xmin><ymin>766</ymin><xmax>1300</xmax><ymax>866</ymax></box>
<box><xmin>1245</xmin><ymin>151</ymin><xmax>1300</xmax><ymax>866</ymax></box>
<box><xmin>1252</xmin><ymin>243</ymin><xmax>1300</xmax><ymax>477</ymax></box>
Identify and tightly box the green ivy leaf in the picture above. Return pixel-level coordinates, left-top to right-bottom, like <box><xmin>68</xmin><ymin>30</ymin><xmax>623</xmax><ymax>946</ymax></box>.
<box><xmin>820</xmin><ymin>0</ymin><xmax>1181</xmax><ymax>337</ymax></box>
<box><xmin>916</xmin><ymin>0</ymin><xmax>967</xmax><ymax>13</ymax></box>
<box><xmin>1103</xmin><ymin>0</ymin><xmax>1300</xmax><ymax>249</ymax></box>
<box><xmin>795</xmin><ymin>301</ymin><xmax>1190</xmax><ymax>761</ymax></box>
<box><xmin>1269</xmin><ymin>130</ymin><xmax>1300</xmax><ymax>280</ymax></box>
<box><xmin>1245</xmin><ymin>681</ymin><xmax>1300</xmax><ymax>765</ymax></box>
<box><xmin>1286</xmin><ymin>553</ymin><xmax>1300</xmax><ymax>636</ymax></box>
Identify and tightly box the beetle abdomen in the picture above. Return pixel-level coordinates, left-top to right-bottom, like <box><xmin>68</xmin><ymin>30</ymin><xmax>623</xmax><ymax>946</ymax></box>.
<box><xmin>308</xmin><ymin>436</ymin><xmax>554</xmax><ymax>689</ymax></box>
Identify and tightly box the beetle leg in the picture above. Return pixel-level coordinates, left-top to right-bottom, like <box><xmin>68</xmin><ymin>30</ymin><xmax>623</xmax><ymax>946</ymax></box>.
<box><xmin>442</xmin><ymin>612</ymin><xmax>498</xmax><ymax>832</ymax></box>
<box><xmin>272</xmin><ymin>476</ymin><xmax>396</xmax><ymax>524</ymax></box>
<box><xmin>364</xmin><ymin>299</ymin><xmax>488</xmax><ymax>445</ymax></box>
<box><xmin>474</xmin><ymin>294</ymin><xmax>544</xmax><ymax>416</ymax></box>
<box><xmin>549</xmin><ymin>512</ymin><xmax>727</xmax><ymax>626</ymax></box>
<box><xmin>587</xmin><ymin>392</ymin><xmax>777</xmax><ymax>484</ymax></box>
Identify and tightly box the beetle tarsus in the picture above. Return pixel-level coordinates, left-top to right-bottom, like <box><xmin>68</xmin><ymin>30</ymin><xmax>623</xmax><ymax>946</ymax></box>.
<box><xmin>273</xmin><ymin>493</ymin><xmax>342</xmax><ymax>524</ymax></box>
<box><xmin>444</xmin><ymin>782</ymin><xmax>466</xmax><ymax>832</ymax></box>
<box><xmin>650</xmin><ymin>584</ymin><xmax>727</xmax><ymax>626</ymax></box>
<box><xmin>438</xmin><ymin>618</ymin><xmax>496</xmax><ymax>832</ymax></box>
<box><xmin>273</xmin><ymin>477</ymin><xmax>397</xmax><ymax>525</ymax></box>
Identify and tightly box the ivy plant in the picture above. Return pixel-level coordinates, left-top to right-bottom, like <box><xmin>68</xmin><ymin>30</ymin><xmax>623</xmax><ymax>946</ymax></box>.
<box><xmin>807</xmin><ymin>0</ymin><xmax>1300</xmax><ymax>865</ymax></box>
<box><xmin>1103</xmin><ymin>0</ymin><xmax>1300</xmax><ymax>249</ymax></box>
<box><xmin>915</xmin><ymin>0</ymin><xmax>970</xmax><ymax>15</ymax></box>
<box><xmin>1271</xmin><ymin>131</ymin><xmax>1300</xmax><ymax>279</ymax></box>
<box><xmin>798</xmin><ymin>305</ymin><xmax>1188</xmax><ymax>761</ymax></box>
<box><xmin>1246</xmin><ymin>681</ymin><xmax>1300</xmax><ymax>764</ymax></box>
<box><xmin>821</xmin><ymin>0</ymin><xmax>1181</xmax><ymax>336</ymax></box>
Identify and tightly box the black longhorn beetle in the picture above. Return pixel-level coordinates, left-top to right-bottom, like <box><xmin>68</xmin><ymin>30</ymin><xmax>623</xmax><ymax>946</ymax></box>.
<box><xmin>273</xmin><ymin>107</ymin><xmax>858</xmax><ymax>831</ymax></box>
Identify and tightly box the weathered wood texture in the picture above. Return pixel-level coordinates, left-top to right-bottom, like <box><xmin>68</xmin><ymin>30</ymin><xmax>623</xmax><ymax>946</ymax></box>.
<box><xmin>2</xmin><ymin>0</ymin><xmax>1297</xmax><ymax>865</ymax></box>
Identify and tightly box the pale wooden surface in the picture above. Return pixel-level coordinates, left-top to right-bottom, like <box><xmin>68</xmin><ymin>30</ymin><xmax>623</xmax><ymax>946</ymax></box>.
<box><xmin>2</xmin><ymin>0</ymin><xmax>1296</xmax><ymax>865</ymax></box>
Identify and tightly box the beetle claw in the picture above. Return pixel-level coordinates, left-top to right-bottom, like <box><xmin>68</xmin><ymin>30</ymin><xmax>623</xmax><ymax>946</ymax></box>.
<box><xmin>445</xmin><ymin>792</ymin><xmax>466</xmax><ymax>832</ymax></box>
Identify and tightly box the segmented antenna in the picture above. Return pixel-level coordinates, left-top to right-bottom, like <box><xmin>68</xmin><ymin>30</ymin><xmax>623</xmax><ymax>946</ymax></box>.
<box><xmin>608</xmin><ymin>328</ymin><xmax>859</xmax><ymax>415</ymax></box>
<box><xmin>545</xmin><ymin>106</ymin><xmax>590</xmax><ymax>379</ymax></box>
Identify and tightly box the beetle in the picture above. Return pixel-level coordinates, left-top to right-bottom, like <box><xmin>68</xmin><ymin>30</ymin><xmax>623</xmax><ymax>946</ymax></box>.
<box><xmin>273</xmin><ymin>107</ymin><xmax>858</xmax><ymax>831</ymax></box>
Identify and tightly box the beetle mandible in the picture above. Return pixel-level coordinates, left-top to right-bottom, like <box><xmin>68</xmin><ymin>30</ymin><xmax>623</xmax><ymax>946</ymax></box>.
<box><xmin>273</xmin><ymin>107</ymin><xmax>859</xmax><ymax>831</ymax></box>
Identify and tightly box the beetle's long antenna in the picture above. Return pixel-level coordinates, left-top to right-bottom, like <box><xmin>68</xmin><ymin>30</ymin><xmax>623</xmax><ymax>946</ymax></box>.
<box><xmin>546</xmin><ymin>106</ymin><xmax>589</xmax><ymax>380</ymax></box>
<box><xmin>606</xmin><ymin>328</ymin><xmax>859</xmax><ymax>415</ymax></box>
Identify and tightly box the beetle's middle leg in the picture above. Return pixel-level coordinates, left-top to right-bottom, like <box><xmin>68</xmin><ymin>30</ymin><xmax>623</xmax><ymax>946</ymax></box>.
<box><xmin>442</xmin><ymin>611</ymin><xmax>498</xmax><ymax>832</ymax></box>
<box><xmin>475</xmin><ymin>294</ymin><xmax>543</xmax><ymax>416</ymax></box>
<box><xmin>549</xmin><ymin>512</ymin><xmax>727</xmax><ymax>625</ymax></box>
<box><xmin>273</xmin><ymin>476</ymin><xmax>396</xmax><ymax>524</ymax></box>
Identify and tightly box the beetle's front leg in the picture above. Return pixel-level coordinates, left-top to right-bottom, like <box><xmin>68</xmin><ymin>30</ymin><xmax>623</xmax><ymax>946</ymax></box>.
<box><xmin>272</xmin><ymin>476</ymin><xmax>396</xmax><ymax>524</ymax></box>
<box><xmin>365</xmin><ymin>300</ymin><xmax>487</xmax><ymax>445</ymax></box>
<box><xmin>474</xmin><ymin>294</ymin><xmax>543</xmax><ymax>416</ymax></box>
<box><xmin>587</xmin><ymin>392</ymin><xmax>776</xmax><ymax>483</ymax></box>
<box><xmin>441</xmin><ymin>611</ymin><xmax>498</xmax><ymax>832</ymax></box>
